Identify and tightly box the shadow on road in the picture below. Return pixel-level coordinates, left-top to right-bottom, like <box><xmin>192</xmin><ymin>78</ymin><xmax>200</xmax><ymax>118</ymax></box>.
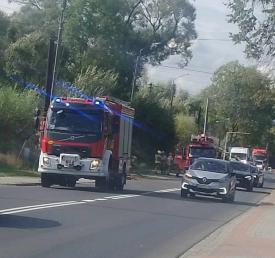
<box><xmin>180</xmin><ymin>195</ymin><xmax>259</xmax><ymax>207</ymax></box>
<box><xmin>0</xmin><ymin>215</ymin><xmax>61</xmax><ymax>229</ymax></box>
<box><xmin>236</xmin><ymin>188</ymin><xmax>271</xmax><ymax>195</ymax></box>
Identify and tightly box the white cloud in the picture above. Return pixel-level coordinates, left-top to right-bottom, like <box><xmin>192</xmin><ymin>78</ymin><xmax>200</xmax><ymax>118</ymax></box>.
<box><xmin>0</xmin><ymin>0</ymin><xmax>20</xmax><ymax>14</ymax></box>
<box><xmin>148</xmin><ymin>0</ymin><xmax>256</xmax><ymax>95</ymax></box>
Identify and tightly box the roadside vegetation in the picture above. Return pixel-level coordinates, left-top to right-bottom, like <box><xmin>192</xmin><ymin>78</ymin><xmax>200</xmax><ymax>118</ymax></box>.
<box><xmin>0</xmin><ymin>0</ymin><xmax>275</xmax><ymax>175</ymax></box>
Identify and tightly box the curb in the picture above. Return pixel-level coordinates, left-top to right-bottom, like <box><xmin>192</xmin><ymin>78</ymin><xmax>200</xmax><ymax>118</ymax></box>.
<box><xmin>178</xmin><ymin>189</ymin><xmax>274</xmax><ymax>258</ymax></box>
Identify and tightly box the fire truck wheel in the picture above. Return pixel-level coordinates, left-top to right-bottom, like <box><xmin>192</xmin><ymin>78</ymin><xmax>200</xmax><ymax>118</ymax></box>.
<box><xmin>67</xmin><ymin>178</ymin><xmax>76</xmax><ymax>187</ymax></box>
<box><xmin>95</xmin><ymin>178</ymin><xmax>106</xmax><ymax>188</ymax></box>
<box><xmin>41</xmin><ymin>173</ymin><xmax>52</xmax><ymax>188</ymax></box>
<box><xmin>116</xmin><ymin>174</ymin><xmax>125</xmax><ymax>191</ymax></box>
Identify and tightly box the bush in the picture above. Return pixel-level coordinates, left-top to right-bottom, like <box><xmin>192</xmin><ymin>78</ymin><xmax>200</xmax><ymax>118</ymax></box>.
<box><xmin>0</xmin><ymin>85</ymin><xmax>39</xmax><ymax>153</ymax></box>
<box><xmin>132</xmin><ymin>93</ymin><xmax>175</xmax><ymax>165</ymax></box>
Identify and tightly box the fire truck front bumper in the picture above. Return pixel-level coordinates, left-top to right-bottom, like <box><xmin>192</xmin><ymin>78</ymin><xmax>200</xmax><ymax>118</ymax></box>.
<box><xmin>38</xmin><ymin>153</ymin><xmax>106</xmax><ymax>177</ymax></box>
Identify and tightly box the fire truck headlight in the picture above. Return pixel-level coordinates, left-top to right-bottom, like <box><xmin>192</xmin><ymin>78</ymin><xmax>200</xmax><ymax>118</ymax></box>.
<box><xmin>43</xmin><ymin>157</ymin><xmax>50</xmax><ymax>166</ymax></box>
<box><xmin>90</xmin><ymin>160</ymin><xmax>101</xmax><ymax>170</ymax></box>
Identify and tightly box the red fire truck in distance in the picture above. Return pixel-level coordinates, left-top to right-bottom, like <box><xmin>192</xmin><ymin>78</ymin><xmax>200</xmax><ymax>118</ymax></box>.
<box><xmin>252</xmin><ymin>147</ymin><xmax>268</xmax><ymax>170</ymax></box>
<box><xmin>38</xmin><ymin>96</ymin><xmax>134</xmax><ymax>190</ymax></box>
<box><xmin>174</xmin><ymin>134</ymin><xmax>217</xmax><ymax>172</ymax></box>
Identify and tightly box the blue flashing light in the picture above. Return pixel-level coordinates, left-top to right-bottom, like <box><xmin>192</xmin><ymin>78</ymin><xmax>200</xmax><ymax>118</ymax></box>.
<box><xmin>55</xmin><ymin>98</ymin><xmax>61</xmax><ymax>103</ymax></box>
<box><xmin>65</xmin><ymin>103</ymin><xmax>70</xmax><ymax>107</ymax></box>
<box><xmin>95</xmin><ymin>101</ymin><xmax>100</xmax><ymax>105</ymax></box>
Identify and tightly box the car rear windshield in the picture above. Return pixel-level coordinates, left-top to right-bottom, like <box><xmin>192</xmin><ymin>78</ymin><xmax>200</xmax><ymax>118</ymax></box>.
<box><xmin>231</xmin><ymin>162</ymin><xmax>250</xmax><ymax>172</ymax></box>
<box><xmin>190</xmin><ymin>159</ymin><xmax>227</xmax><ymax>174</ymax></box>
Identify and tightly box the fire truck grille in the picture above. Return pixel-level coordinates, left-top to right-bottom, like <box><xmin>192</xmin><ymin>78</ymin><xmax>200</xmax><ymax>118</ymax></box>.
<box><xmin>51</xmin><ymin>145</ymin><xmax>90</xmax><ymax>159</ymax></box>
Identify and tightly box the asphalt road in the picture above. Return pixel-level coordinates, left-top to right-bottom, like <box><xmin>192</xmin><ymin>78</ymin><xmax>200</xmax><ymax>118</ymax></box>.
<box><xmin>0</xmin><ymin>174</ymin><xmax>275</xmax><ymax>258</ymax></box>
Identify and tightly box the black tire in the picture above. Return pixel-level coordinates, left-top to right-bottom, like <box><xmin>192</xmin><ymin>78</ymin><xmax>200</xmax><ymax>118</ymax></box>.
<box><xmin>116</xmin><ymin>175</ymin><xmax>124</xmax><ymax>191</ymax></box>
<box><xmin>221</xmin><ymin>187</ymin><xmax>235</xmax><ymax>203</ymax></box>
<box><xmin>190</xmin><ymin>193</ymin><xmax>196</xmax><ymax>198</ymax></box>
<box><xmin>95</xmin><ymin>178</ymin><xmax>106</xmax><ymax>188</ymax></box>
<box><xmin>67</xmin><ymin>179</ymin><xmax>76</xmax><ymax>188</ymax></box>
<box><xmin>247</xmin><ymin>183</ymin><xmax>253</xmax><ymax>192</ymax></box>
<box><xmin>41</xmin><ymin>173</ymin><xmax>52</xmax><ymax>188</ymax></box>
<box><xmin>181</xmin><ymin>189</ymin><xmax>188</xmax><ymax>198</ymax></box>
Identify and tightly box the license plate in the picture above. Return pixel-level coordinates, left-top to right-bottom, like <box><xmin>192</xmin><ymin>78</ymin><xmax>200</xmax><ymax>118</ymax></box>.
<box><xmin>60</xmin><ymin>155</ymin><xmax>79</xmax><ymax>168</ymax></box>
<box><xmin>198</xmin><ymin>184</ymin><xmax>208</xmax><ymax>189</ymax></box>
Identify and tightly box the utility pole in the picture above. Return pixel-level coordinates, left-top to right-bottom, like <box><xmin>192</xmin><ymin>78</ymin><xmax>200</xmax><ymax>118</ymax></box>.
<box><xmin>45</xmin><ymin>37</ymin><xmax>56</xmax><ymax>113</ymax></box>
<box><xmin>50</xmin><ymin>0</ymin><xmax>68</xmax><ymax>100</ymax></box>
<box><xmin>203</xmin><ymin>98</ymin><xmax>209</xmax><ymax>135</ymax></box>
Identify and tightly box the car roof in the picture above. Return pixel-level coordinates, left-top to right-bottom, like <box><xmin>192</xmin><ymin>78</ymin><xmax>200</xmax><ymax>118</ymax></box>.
<box><xmin>197</xmin><ymin>157</ymin><xmax>229</xmax><ymax>163</ymax></box>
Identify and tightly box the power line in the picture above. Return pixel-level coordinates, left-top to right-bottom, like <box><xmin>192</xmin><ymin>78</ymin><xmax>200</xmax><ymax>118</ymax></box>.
<box><xmin>159</xmin><ymin>65</ymin><xmax>214</xmax><ymax>75</ymax></box>
<box><xmin>196</xmin><ymin>38</ymin><xmax>232</xmax><ymax>42</ymax></box>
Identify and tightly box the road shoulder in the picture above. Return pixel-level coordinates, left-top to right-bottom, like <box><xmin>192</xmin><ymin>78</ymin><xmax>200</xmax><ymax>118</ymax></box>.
<box><xmin>181</xmin><ymin>189</ymin><xmax>275</xmax><ymax>258</ymax></box>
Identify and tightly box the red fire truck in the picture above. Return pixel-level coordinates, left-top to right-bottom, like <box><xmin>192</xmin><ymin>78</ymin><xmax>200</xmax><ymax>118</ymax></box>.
<box><xmin>252</xmin><ymin>148</ymin><xmax>268</xmax><ymax>170</ymax></box>
<box><xmin>174</xmin><ymin>134</ymin><xmax>217</xmax><ymax>172</ymax></box>
<box><xmin>37</xmin><ymin>96</ymin><xmax>134</xmax><ymax>190</ymax></box>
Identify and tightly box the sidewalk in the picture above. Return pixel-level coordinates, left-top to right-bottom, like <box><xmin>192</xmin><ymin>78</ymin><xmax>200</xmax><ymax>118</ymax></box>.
<box><xmin>182</xmin><ymin>190</ymin><xmax>275</xmax><ymax>258</ymax></box>
<box><xmin>0</xmin><ymin>176</ymin><xmax>40</xmax><ymax>185</ymax></box>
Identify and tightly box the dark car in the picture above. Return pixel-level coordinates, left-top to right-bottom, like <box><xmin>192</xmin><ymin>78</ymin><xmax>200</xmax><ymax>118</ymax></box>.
<box><xmin>181</xmin><ymin>158</ymin><xmax>236</xmax><ymax>202</ymax></box>
<box><xmin>251</xmin><ymin>165</ymin><xmax>264</xmax><ymax>188</ymax></box>
<box><xmin>230</xmin><ymin>161</ymin><xmax>254</xmax><ymax>191</ymax></box>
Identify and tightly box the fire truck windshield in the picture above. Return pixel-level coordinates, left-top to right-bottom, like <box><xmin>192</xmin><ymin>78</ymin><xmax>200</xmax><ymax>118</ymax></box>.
<box><xmin>47</xmin><ymin>109</ymin><xmax>102</xmax><ymax>134</ymax></box>
<box><xmin>253</xmin><ymin>155</ymin><xmax>266</xmax><ymax>161</ymax></box>
<box><xmin>189</xmin><ymin>147</ymin><xmax>216</xmax><ymax>158</ymax></box>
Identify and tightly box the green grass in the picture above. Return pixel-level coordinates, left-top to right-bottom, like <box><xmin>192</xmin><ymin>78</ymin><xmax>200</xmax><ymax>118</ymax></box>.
<box><xmin>0</xmin><ymin>162</ymin><xmax>38</xmax><ymax>177</ymax></box>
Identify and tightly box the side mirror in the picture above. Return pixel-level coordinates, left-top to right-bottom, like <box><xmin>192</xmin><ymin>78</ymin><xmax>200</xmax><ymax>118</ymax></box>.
<box><xmin>34</xmin><ymin>108</ymin><xmax>41</xmax><ymax>131</ymax></box>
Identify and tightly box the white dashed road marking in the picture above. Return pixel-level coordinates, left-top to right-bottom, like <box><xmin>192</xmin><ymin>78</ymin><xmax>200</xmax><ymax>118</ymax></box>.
<box><xmin>0</xmin><ymin>188</ymin><xmax>180</xmax><ymax>215</ymax></box>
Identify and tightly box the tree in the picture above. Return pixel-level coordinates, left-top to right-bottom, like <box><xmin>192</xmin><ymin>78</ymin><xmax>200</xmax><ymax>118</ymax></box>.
<box><xmin>74</xmin><ymin>66</ymin><xmax>119</xmax><ymax>96</ymax></box>
<box><xmin>0</xmin><ymin>12</ymin><xmax>10</xmax><ymax>77</ymax></box>
<box><xmin>0</xmin><ymin>85</ymin><xmax>39</xmax><ymax>152</ymax></box>
<box><xmin>63</xmin><ymin>0</ymin><xmax>197</xmax><ymax>99</ymax></box>
<box><xmin>175</xmin><ymin>113</ymin><xmax>197</xmax><ymax>144</ymax></box>
<box><xmin>4</xmin><ymin>31</ymin><xmax>48</xmax><ymax>83</ymax></box>
<box><xmin>227</xmin><ymin>0</ymin><xmax>275</xmax><ymax>61</ymax></box>
<box><xmin>132</xmin><ymin>87</ymin><xmax>176</xmax><ymax>163</ymax></box>
<box><xmin>203</xmin><ymin>61</ymin><xmax>274</xmax><ymax>146</ymax></box>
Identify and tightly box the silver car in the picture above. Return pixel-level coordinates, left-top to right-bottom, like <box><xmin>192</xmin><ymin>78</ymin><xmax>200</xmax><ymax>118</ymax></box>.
<box><xmin>181</xmin><ymin>158</ymin><xmax>236</xmax><ymax>202</ymax></box>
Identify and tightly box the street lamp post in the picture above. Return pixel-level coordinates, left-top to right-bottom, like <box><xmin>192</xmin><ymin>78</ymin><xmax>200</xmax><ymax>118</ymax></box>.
<box><xmin>170</xmin><ymin>73</ymin><xmax>189</xmax><ymax>109</ymax></box>
<box><xmin>50</xmin><ymin>0</ymin><xmax>68</xmax><ymax>100</ymax></box>
<box><xmin>203</xmin><ymin>97</ymin><xmax>209</xmax><ymax>135</ymax></box>
<box><xmin>223</xmin><ymin>131</ymin><xmax>251</xmax><ymax>160</ymax></box>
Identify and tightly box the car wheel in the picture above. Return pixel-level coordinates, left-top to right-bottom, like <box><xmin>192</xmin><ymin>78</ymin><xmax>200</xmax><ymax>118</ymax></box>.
<box><xmin>247</xmin><ymin>183</ymin><xmax>253</xmax><ymax>192</ymax></box>
<box><xmin>41</xmin><ymin>173</ymin><xmax>52</xmax><ymax>188</ymax></box>
<box><xmin>259</xmin><ymin>179</ymin><xmax>264</xmax><ymax>188</ymax></box>
<box><xmin>181</xmin><ymin>189</ymin><xmax>188</xmax><ymax>198</ymax></box>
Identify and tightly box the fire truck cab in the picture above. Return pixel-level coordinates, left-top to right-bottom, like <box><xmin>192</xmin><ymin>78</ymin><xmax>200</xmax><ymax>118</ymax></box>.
<box><xmin>174</xmin><ymin>134</ymin><xmax>217</xmax><ymax>172</ymax></box>
<box><xmin>38</xmin><ymin>97</ymin><xmax>134</xmax><ymax>190</ymax></box>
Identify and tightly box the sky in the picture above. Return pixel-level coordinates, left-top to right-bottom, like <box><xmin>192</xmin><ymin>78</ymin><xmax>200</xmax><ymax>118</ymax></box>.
<box><xmin>147</xmin><ymin>0</ymin><xmax>256</xmax><ymax>94</ymax></box>
<box><xmin>0</xmin><ymin>0</ymin><xmax>256</xmax><ymax>95</ymax></box>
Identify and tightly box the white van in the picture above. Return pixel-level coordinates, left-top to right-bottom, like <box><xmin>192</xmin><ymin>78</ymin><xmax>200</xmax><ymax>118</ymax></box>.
<box><xmin>230</xmin><ymin>147</ymin><xmax>250</xmax><ymax>164</ymax></box>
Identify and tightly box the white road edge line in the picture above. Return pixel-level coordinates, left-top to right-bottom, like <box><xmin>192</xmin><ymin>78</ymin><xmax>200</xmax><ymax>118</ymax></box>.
<box><xmin>0</xmin><ymin>188</ymin><xmax>180</xmax><ymax>215</ymax></box>
<box><xmin>0</xmin><ymin>201</ymin><xmax>80</xmax><ymax>213</ymax></box>
<box><xmin>1</xmin><ymin>201</ymin><xmax>84</xmax><ymax>215</ymax></box>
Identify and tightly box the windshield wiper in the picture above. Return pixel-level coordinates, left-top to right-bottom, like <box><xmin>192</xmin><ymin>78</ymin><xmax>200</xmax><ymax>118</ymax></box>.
<box><xmin>47</xmin><ymin>128</ymin><xmax>71</xmax><ymax>132</ymax></box>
